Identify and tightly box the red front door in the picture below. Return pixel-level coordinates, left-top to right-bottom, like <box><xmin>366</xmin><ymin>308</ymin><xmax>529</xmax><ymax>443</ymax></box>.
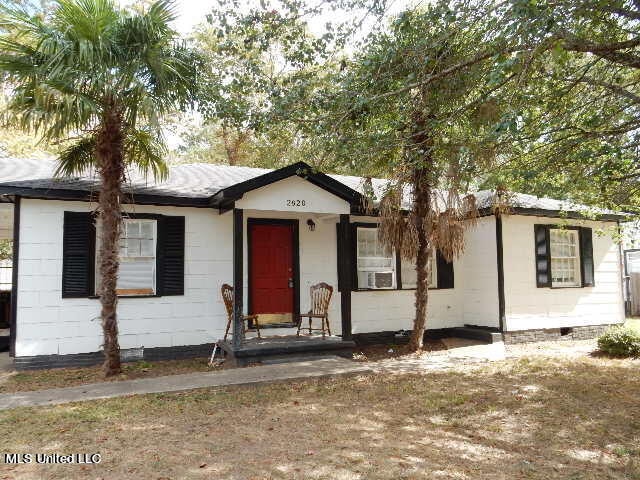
<box><xmin>249</xmin><ymin>222</ymin><xmax>295</xmax><ymax>324</ymax></box>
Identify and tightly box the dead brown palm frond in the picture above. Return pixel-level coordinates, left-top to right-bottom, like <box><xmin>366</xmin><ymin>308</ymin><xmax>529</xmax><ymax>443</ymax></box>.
<box><xmin>492</xmin><ymin>185</ymin><xmax>513</xmax><ymax>217</ymax></box>
<box><xmin>359</xmin><ymin>176</ymin><xmax>376</xmax><ymax>215</ymax></box>
<box><xmin>378</xmin><ymin>181</ymin><xmax>406</xmax><ymax>256</ymax></box>
<box><xmin>377</xmin><ymin>173</ymin><xmax>481</xmax><ymax>264</ymax></box>
<box><xmin>433</xmin><ymin>211</ymin><xmax>465</xmax><ymax>262</ymax></box>
<box><xmin>462</xmin><ymin>193</ymin><xmax>479</xmax><ymax>221</ymax></box>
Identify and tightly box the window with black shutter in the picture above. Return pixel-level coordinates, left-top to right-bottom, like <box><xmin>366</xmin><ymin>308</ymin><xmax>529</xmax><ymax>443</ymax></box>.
<box><xmin>534</xmin><ymin>224</ymin><xmax>594</xmax><ymax>288</ymax></box>
<box><xmin>159</xmin><ymin>215</ymin><xmax>185</xmax><ymax>296</ymax></box>
<box><xmin>62</xmin><ymin>212</ymin><xmax>185</xmax><ymax>298</ymax></box>
<box><xmin>579</xmin><ymin>227</ymin><xmax>595</xmax><ymax>287</ymax></box>
<box><xmin>534</xmin><ymin>224</ymin><xmax>551</xmax><ymax>287</ymax></box>
<box><xmin>62</xmin><ymin>212</ymin><xmax>95</xmax><ymax>298</ymax></box>
<box><xmin>349</xmin><ymin>222</ymin><xmax>454</xmax><ymax>290</ymax></box>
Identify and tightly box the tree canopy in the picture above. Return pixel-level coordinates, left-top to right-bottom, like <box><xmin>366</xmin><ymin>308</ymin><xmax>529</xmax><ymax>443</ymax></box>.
<box><xmin>479</xmin><ymin>0</ymin><xmax>640</xmax><ymax>210</ymax></box>
<box><xmin>1</xmin><ymin>0</ymin><xmax>639</xmax><ymax>211</ymax></box>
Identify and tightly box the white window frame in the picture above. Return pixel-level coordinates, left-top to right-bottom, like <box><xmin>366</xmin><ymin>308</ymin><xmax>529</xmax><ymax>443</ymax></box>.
<box><xmin>550</xmin><ymin>228</ymin><xmax>581</xmax><ymax>288</ymax></box>
<box><xmin>356</xmin><ymin>227</ymin><xmax>396</xmax><ymax>289</ymax></box>
<box><xmin>95</xmin><ymin>218</ymin><xmax>158</xmax><ymax>296</ymax></box>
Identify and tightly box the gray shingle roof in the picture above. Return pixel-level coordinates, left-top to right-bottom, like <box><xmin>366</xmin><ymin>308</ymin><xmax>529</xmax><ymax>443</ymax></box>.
<box><xmin>0</xmin><ymin>156</ymin><xmax>621</xmax><ymax>218</ymax></box>
<box><xmin>0</xmin><ymin>157</ymin><xmax>272</xmax><ymax>199</ymax></box>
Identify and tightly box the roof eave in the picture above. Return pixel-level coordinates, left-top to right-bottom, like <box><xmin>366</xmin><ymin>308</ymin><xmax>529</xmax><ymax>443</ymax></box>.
<box><xmin>0</xmin><ymin>185</ymin><xmax>212</xmax><ymax>208</ymax></box>
<box><xmin>478</xmin><ymin>206</ymin><xmax>626</xmax><ymax>222</ymax></box>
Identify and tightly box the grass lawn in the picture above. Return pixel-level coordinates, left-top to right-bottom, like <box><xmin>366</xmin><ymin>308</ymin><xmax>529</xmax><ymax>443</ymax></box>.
<box><xmin>0</xmin><ymin>343</ymin><xmax>442</xmax><ymax>394</ymax></box>
<box><xmin>626</xmin><ymin>318</ymin><xmax>640</xmax><ymax>332</ymax></box>
<box><xmin>0</xmin><ymin>356</ymin><xmax>638</xmax><ymax>479</ymax></box>
<box><xmin>0</xmin><ymin>358</ymin><xmax>219</xmax><ymax>394</ymax></box>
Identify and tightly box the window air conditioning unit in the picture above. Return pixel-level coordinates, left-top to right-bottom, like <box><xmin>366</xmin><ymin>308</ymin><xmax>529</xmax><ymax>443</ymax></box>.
<box><xmin>367</xmin><ymin>271</ymin><xmax>394</xmax><ymax>289</ymax></box>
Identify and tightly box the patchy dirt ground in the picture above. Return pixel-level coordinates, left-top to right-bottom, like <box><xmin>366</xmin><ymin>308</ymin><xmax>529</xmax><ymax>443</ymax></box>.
<box><xmin>506</xmin><ymin>338</ymin><xmax>600</xmax><ymax>358</ymax></box>
<box><xmin>0</xmin><ymin>336</ymin><xmax>620</xmax><ymax>395</ymax></box>
<box><xmin>0</xmin><ymin>358</ymin><xmax>222</xmax><ymax>394</ymax></box>
<box><xmin>352</xmin><ymin>339</ymin><xmax>447</xmax><ymax>361</ymax></box>
<box><xmin>0</xmin><ymin>355</ymin><xmax>638</xmax><ymax>480</ymax></box>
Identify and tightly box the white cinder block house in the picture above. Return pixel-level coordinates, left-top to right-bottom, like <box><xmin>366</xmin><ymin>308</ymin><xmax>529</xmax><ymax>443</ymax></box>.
<box><xmin>0</xmin><ymin>158</ymin><xmax>626</xmax><ymax>368</ymax></box>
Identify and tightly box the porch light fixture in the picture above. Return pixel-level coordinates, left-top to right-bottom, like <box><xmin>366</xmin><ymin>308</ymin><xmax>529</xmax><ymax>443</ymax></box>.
<box><xmin>307</xmin><ymin>219</ymin><xmax>316</xmax><ymax>231</ymax></box>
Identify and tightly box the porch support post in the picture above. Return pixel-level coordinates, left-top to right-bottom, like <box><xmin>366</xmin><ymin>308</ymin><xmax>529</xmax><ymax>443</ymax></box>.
<box><xmin>495</xmin><ymin>213</ymin><xmax>505</xmax><ymax>332</ymax></box>
<box><xmin>338</xmin><ymin>214</ymin><xmax>352</xmax><ymax>340</ymax></box>
<box><xmin>232</xmin><ymin>208</ymin><xmax>244</xmax><ymax>348</ymax></box>
<box><xmin>9</xmin><ymin>196</ymin><xmax>20</xmax><ymax>357</ymax></box>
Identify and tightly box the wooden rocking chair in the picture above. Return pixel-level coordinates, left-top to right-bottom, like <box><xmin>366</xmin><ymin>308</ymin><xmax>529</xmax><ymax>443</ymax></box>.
<box><xmin>221</xmin><ymin>284</ymin><xmax>261</xmax><ymax>341</ymax></box>
<box><xmin>297</xmin><ymin>282</ymin><xmax>333</xmax><ymax>338</ymax></box>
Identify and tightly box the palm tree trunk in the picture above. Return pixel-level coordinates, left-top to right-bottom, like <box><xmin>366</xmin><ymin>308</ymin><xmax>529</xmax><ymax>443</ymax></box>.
<box><xmin>407</xmin><ymin>107</ymin><xmax>433</xmax><ymax>352</ymax></box>
<box><xmin>96</xmin><ymin>107</ymin><xmax>124</xmax><ymax>377</ymax></box>
<box><xmin>408</xmin><ymin>165</ymin><xmax>431</xmax><ymax>351</ymax></box>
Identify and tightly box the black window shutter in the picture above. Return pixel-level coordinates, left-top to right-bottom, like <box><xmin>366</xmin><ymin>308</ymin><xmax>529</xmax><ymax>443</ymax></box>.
<box><xmin>436</xmin><ymin>250</ymin><xmax>454</xmax><ymax>289</ymax></box>
<box><xmin>579</xmin><ymin>227</ymin><xmax>595</xmax><ymax>287</ymax></box>
<box><xmin>350</xmin><ymin>224</ymin><xmax>358</xmax><ymax>289</ymax></box>
<box><xmin>534</xmin><ymin>224</ymin><xmax>551</xmax><ymax>287</ymax></box>
<box><xmin>62</xmin><ymin>211</ymin><xmax>95</xmax><ymax>298</ymax></box>
<box><xmin>158</xmin><ymin>215</ymin><xmax>185</xmax><ymax>296</ymax></box>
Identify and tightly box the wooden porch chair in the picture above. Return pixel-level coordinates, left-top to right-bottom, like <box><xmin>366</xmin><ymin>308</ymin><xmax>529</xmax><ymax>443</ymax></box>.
<box><xmin>221</xmin><ymin>284</ymin><xmax>261</xmax><ymax>341</ymax></box>
<box><xmin>297</xmin><ymin>282</ymin><xmax>333</xmax><ymax>338</ymax></box>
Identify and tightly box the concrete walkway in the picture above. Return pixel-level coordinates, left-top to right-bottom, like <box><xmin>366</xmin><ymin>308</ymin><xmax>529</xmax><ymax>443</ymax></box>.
<box><xmin>0</xmin><ymin>357</ymin><xmax>371</xmax><ymax>410</ymax></box>
<box><xmin>371</xmin><ymin>338</ymin><xmax>506</xmax><ymax>374</ymax></box>
<box><xmin>0</xmin><ymin>338</ymin><xmax>511</xmax><ymax>411</ymax></box>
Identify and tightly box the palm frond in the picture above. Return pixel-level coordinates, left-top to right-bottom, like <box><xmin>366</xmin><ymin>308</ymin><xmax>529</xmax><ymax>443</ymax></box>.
<box><xmin>54</xmin><ymin>0</ymin><xmax>118</xmax><ymax>42</ymax></box>
<box><xmin>1</xmin><ymin>0</ymin><xmax>198</xmax><ymax>174</ymax></box>
<box><xmin>124</xmin><ymin>128</ymin><xmax>168</xmax><ymax>181</ymax></box>
<box><xmin>8</xmin><ymin>79</ymin><xmax>99</xmax><ymax>139</ymax></box>
<box><xmin>55</xmin><ymin>135</ymin><xmax>96</xmax><ymax>177</ymax></box>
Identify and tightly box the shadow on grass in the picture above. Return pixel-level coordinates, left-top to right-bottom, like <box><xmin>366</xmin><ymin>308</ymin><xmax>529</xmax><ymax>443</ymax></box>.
<box><xmin>0</xmin><ymin>356</ymin><xmax>639</xmax><ymax>479</ymax></box>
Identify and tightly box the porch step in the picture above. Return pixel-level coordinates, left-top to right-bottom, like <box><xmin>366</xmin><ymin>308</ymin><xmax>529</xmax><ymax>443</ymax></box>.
<box><xmin>218</xmin><ymin>336</ymin><xmax>356</xmax><ymax>367</ymax></box>
<box><xmin>261</xmin><ymin>354</ymin><xmax>343</xmax><ymax>365</ymax></box>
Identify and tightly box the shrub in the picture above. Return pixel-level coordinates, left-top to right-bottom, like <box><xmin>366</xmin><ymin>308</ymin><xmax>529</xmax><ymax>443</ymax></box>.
<box><xmin>597</xmin><ymin>326</ymin><xmax>640</xmax><ymax>357</ymax></box>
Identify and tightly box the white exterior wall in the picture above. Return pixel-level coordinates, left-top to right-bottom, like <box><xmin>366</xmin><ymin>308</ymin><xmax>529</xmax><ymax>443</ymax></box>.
<box><xmin>349</xmin><ymin>216</ymin><xmax>499</xmax><ymax>334</ymax></box>
<box><xmin>460</xmin><ymin>216</ymin><xmax>500</xmax><ymax>328</ymax></box>
<box><xmin>236</xmin><ymin>176</ymin><xmax>350</xmax><ymax>214</ymax></box>
<box><xmin>502</xmin><ymin>215</ymin><xmax>624</xmax><ymax>331</ymax></box>
<box><xmin>17</xmin><ymin>194</ymin><xmax>499</xmax><ymax>356</ymax></box>
<box><xmin>17</xmin><ymin>188</ymin><xmax>626</xmax><ymax>357</ymax></box>
<box><xmin>15</xmin><ymin>195</ymin><xmax>345</xmax><ymax>356</ymax></box>
<box><xmin>351</xmin><ymin>288</ymin><xmax>461</xmax><ymax>333</ymax></box>
<box><xmin>15</xmin><ymin>199</ymin><xmax>233</xmax><ymax>357</ymax></box>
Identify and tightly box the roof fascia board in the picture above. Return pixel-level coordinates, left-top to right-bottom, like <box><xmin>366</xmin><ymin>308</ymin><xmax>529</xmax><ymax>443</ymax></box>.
<box><xmin>0</xmin><ymin>186</ymin><xmax>211</xmax><ymax>208</ymax></box>
<box><xmin>355</xmin><ymin>206</ymin><xmax>623</xmax><ymax>222</ymax></box>
<box><xmin>477</xmin><ymin>206</ymin><xmax>624</xmax><ymax>222</ymax></box>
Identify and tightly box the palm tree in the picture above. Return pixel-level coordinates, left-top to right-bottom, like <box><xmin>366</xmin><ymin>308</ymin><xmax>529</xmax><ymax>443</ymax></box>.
<box><xmin>0</xmin><ymin>0</ymin><xmax>199</xmax><ymax>376</ymax></box>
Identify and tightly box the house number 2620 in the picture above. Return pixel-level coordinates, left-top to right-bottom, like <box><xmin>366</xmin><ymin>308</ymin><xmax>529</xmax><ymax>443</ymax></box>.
<box><xmin>286</xmin><ymin>200</ymin><xmax>306</xmax><ymax>206</ymax></box>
